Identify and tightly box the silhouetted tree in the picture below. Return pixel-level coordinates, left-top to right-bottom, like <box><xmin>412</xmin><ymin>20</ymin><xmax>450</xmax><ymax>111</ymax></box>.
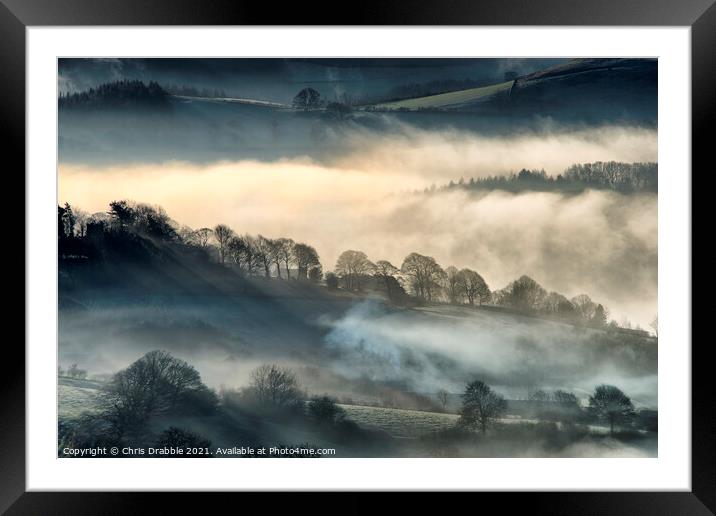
<box><xmin>275</xmin><ymin>238</ymin><xmax>295</xmax><ymax>279</ymax></box>
<box><xmin>61</xmin><ymin>203</ymin><xmax>77</xmax><ymax>238</ymax></box>
<box><xmin>248</xmin><ymin>364</ymin><xmax>303</xmax><ymax>410</ymax></box>
<box><xmin>292</xmin><ymin>88</ymin><xmax>321</xmax><ymax>110</ymax></box>
<box><xmin>308</xmin><ymin>265</ymin><xmax>323</xmax><ymax>283</ymax></box>
<box><xmin>588</xmin><ymin>384</ymin><xmax>636</xmax><ymax>436</ymax></box>
<box><xmin>255</xmin><ymin>235</ymin><xmax>276</xmax><ymax>278</ymax></box>
<box><xmin>229</xmin><ymin>234</ymin><xmax>261</xmax><ymax>275</ymax></box>
<box><xmin>101</xmin><ymin>350</ymin><xmax>215</xmax><ymax>438</ymax></box>
<box><xmin>444</xmin><ymin>266</ymin><xmax>462</xmax><ymax>304</ymax></box>
<box><xmin>213</xmin><ymin>224</ymin><xmax>234</xmax><ymax>264</ymax></box>
<box><xmin>293</xmin><ymin>243</ymin><xmax>321</xmax><ymax>280</ymax></box>
<box><xmin>373</xmin><ymin>260</ymin><xmax>403</xmax><ymax>302</ymax></box>
<box><xmin>335</xmin><ymin>250</ymin><xmax>375</xmax><ymax>291</ymax></box>
<box><xmin>458</xmin><ymin>380</ymin><xmax>507</xmax><ymax>434</ymax></box>
<box><xmin>457</xmin><ymin>268</ymin><xmax>490</xmax><ymax>306</ymax></box>
<box><xmin>401</xmin><ymin>253</ymin><xmax>445</xmax><ymax>301</ymax></box>
<box><xmin>192</xmin><ymin>227</ymin><xmax>214</xmax><ymax>248</ymax></box>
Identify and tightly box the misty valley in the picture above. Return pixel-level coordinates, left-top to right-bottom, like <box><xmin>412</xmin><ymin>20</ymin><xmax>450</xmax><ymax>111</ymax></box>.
<box><xmin>57</xmin><ymin>57</ymin><xmax>658</xmax><ymax>458</ymax></box>
<box><xmin>58</xmin><ymin>195</ymin><xmax>656</xmax><ymax>458</ymax></box>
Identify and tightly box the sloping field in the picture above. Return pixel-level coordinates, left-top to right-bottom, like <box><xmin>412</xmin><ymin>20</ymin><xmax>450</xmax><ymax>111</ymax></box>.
<box><xmin>339</xmin><ymin>404</ymin><xmax>458</xmax><ymax>438</ymax></box>
<box><xmin>372</xmin><ymin>80</ymin><xmax>512</xmax><ymax>110</ymax></box>
<box><xmin>58</xmin><ymin>378</ymin><xmax>103</xmax><ymax>420</ymax></box>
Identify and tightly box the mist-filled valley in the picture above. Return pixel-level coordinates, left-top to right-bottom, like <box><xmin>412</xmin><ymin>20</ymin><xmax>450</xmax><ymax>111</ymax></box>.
<box><xmin>57</xmin><ymin>58</ymin><xmax>658</xmax><ymax>459</ymax></box>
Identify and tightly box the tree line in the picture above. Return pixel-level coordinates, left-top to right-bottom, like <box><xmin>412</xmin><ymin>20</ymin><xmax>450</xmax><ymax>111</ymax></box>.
<box><xmin>59</xmin><ymin>201</ymin><xmax>324</xmax><ymax>282</ymax></box>
<box><xmin>330</xmin><ymin>248</ymin><xmax>615</xmax><ymax>328</ymax></box>
<box><xmin>458</xmin><ymin>379</ymin><xmax>637</xmax><ymax>436</ymax></box>
<box><xmin>429</xmin><ymin>161</ymin><xmax>657</xmax><ymax>194</ymax></box>
<box><xmin>59</xmin><ymin>200</ymin><xmax>640</xmax><ymax>330</ymax></box>
<box><xmin>59</xmin><ymin>80</ymin><xmax>171</xmax><ymax>110</ymax></box>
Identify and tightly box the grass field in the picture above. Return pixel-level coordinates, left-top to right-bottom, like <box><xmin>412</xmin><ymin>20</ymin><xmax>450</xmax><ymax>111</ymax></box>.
<box><xmin>58</xmin><ymin>378</ymin><xmax>103</xmax><ymax>420</ymax></box>
<box><xmin>372</xmin><ymin>81</ymin><xmax>513</xmax><ymax>110</ymax></box>
<box><xmin>339</xmin><ymin>404</ymin><xmax>459</xmax><ymax>438</ymax></box>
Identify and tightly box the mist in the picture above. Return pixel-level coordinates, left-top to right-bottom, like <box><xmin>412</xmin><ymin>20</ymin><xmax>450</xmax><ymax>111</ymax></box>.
<box><xmin>323</xmin><ymin>300</ymin><xmax>657</xmax><ymax>407</ymax></box>
<box><xmin>59</xmin><ymin>124</ymin><xmax>657</xmax><ymax>327</ymax></box>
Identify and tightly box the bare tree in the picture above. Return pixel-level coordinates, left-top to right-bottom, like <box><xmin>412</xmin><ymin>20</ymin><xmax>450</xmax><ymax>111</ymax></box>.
<box><xmin>437</xmin><ymin>389</ymin><xmax>449</xmax><ymax>411</ymax></box>
<box><xmin>193</xmin><ymin>227</ymin><xmax>214</xmax><ymax>248</ymax></box>
<box><xmin>248</xmin><ymin>364</ymin><xmax>303</xmax><ymax>409</ymax></box>
<box><xmin>335</xmin><ymin>250</ymin><xmax>375</xmax><ymax>291</ymax></box>
<box><xmin>572</xmin><ymin>294</ymin><xmax>597</xmax><ymax>322</ymax></box>
<box><xmin>400</xmin><ymin>252</ymin><xmax>445</xmax><ymax>301</ymax></box>
<box><xmin>444</xmin><ymin>266</ymin><xmax>462</xmax><ymax>304</ymax></box>
<box><xmin>275</xmin><ymin>238</ymin><xmax>295</xmax><ymax>279</ymax></box>
<box><xmin>228</xmin><ymin>235</ymin><xmax>261</xmax><ymax>276</ymax></box>
<box><xmin>292</xmin><ymin>243</ymin><xmax>321</xmax><ymax>280</ymax></box>
<box><xmin>457</xmin><ymin>268</ymin><xmax>490</xmax><ymax>306</ymax></box>
<box><xmin>73</xmin><ymin>207</ymin><xmax>90</xmax><ymax>237</ymax></box>
<box><xmin>213</xmin><ymin>224</ymin><xmax>234</xmax><ymax>264</ymax></box>
<box><xmin>255</xmin><ymin>235</ymin><xmax>276</xmax><ymax>278</ymax></box>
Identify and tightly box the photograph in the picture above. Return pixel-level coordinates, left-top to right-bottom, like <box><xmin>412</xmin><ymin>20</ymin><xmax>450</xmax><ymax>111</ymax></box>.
<box><xmin>56</xmin><ymin>57</ymin><xmax>659</xmax><ymax>459</ymax></box>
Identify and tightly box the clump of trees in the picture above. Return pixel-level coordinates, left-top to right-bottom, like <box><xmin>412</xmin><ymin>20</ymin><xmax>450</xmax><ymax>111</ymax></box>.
<box><xmin>59</xmin><ymin>80</ymin><xmax>170</xmax><ymax>110</ymax></box>
<box><xmin>61</xmin><ymin>351</ymin><xmax>218</xmax><ymax>452</ymax></box>
<box><xmin>431</xmin><ymin>162</ymin><xmax>657</xmax><ymax>195</ymax></box>
<box><xmin>493</xmin><ymin>275</ymin><xmax>611</xmax><ymax>327</ymax></box>
<box><xmin>58</xmin><ymin>200</ymin><xmax>325</xmax><ymax>283</ymax></box>
<box><xmin>99</xmin><ymin>350</ymin><xmax>218</xmax><ymax>440</ymax></box>
<box><xmin>60</xmin><ymin>200</ymin><xmax>632</xmax><ymax>331</ymax></box>
<box><xmin>326</xmin><ymin>246</ymin><xmax>617</xmax><ymax>328</ymax></box>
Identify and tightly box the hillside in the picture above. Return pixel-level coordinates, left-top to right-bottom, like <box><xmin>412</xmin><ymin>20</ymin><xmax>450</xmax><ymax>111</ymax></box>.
<box><xmin>367</xmin><ymin>58</ymin><xmax>657</xmax><ymax>121</ymax></box>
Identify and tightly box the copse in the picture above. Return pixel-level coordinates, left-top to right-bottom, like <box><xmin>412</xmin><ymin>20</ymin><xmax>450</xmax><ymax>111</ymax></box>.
<box><xmin>100</xmin><ymin>350</ymin><xmax>217</xmax><ymax>439</ymax></box>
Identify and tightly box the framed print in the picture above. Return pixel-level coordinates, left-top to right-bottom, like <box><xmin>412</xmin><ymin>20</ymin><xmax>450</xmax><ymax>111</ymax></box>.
<box><xmin>4</xmin><ymin>0</ymin><xmax>711</xmax><ymax>512</ymax></box>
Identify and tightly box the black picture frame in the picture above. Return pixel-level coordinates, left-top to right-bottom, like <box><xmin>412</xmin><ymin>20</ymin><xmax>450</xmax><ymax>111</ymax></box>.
<box><xmin>3</xmin><ymin>0</ymin><xmax>710</xmax><ymax>512</ymax></box>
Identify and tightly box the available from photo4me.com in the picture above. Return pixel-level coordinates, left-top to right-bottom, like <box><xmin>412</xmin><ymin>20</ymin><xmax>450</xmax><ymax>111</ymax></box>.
<box><xmin>57</xmin><ymin>58</ymin><xmax>658</xmax><ymax>458</ymax></box>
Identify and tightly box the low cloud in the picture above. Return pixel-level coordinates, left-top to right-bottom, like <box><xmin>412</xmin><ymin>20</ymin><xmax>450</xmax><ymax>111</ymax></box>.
<box><xmin>59</xmin><ymin>125</ymin><xmax>656</xmax><ymax>327</ymax></box>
